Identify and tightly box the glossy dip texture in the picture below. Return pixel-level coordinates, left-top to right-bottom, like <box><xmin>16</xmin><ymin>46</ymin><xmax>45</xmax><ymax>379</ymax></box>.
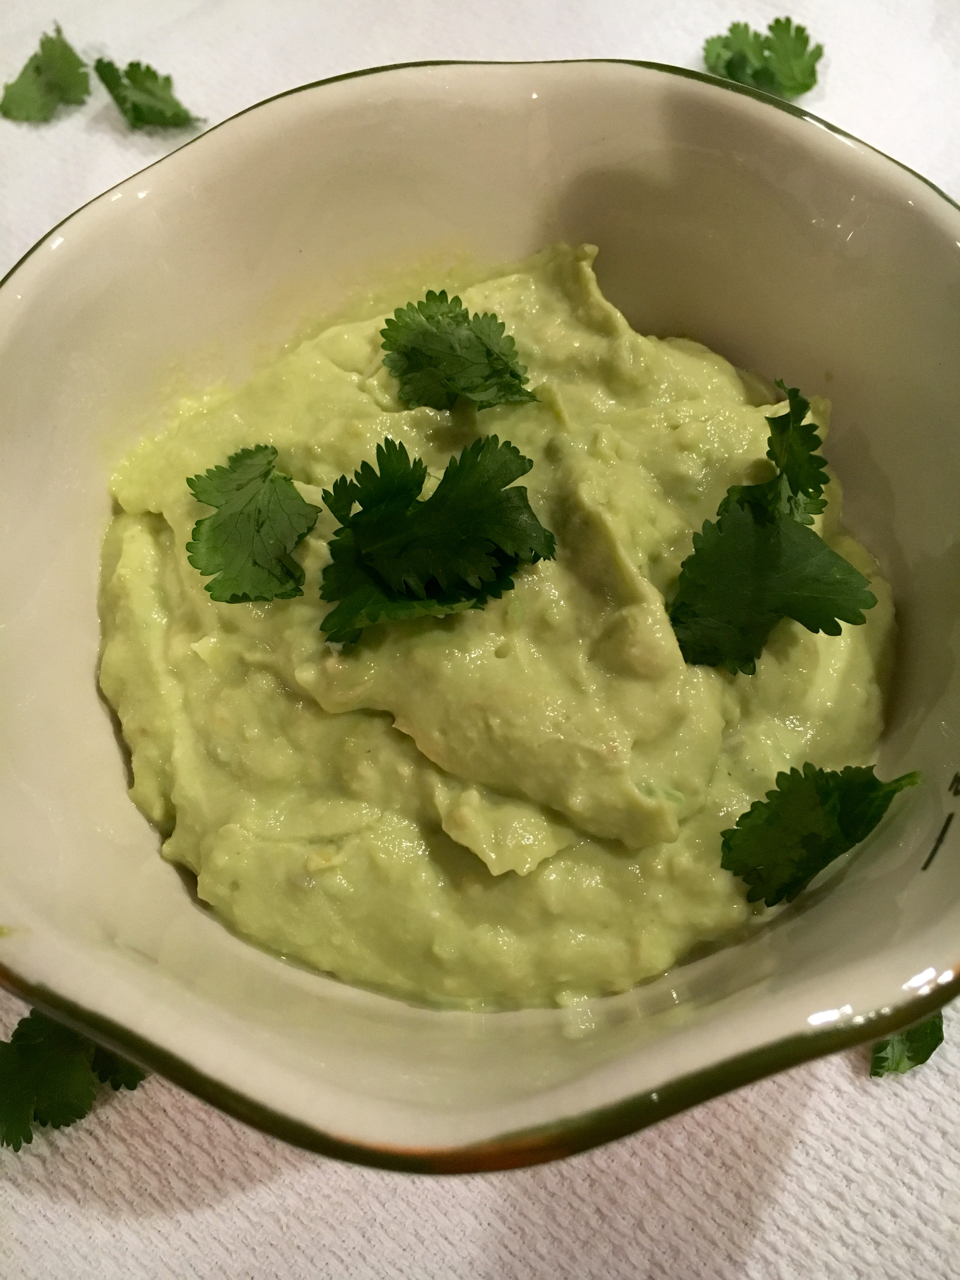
<box><xmin>98</xmin><ymin>244</ymin><xmax>893</xmax><ymax>1008</ymax></box>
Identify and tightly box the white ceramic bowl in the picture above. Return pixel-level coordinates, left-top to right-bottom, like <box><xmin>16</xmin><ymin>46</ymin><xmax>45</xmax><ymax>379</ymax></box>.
<box><xmin>1</xmin><ymin>60</ymin><xmax>958</xmax><ymax>1172</ymax></box>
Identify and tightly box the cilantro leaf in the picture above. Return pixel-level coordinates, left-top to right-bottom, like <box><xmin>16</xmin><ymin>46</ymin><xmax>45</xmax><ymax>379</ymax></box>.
<box><xmin>187</xmin><ymin>445</ymin><xmax>321</xmax><ymax>603</ymax></box>
<box><xmin>92</xmin><ymin>1045</ymin><xmax>147</xmax><ymax>1092</ymax></box>
<box><xmin>704</xmin><ymin>22</ymin><xmax>777</xmax><ymax>94</ymax></box>
<box><xmin>0</xmin><ymin>1010</ymin><xmax>145</xmax><ymax>1150</ymax></box>
<box><xmin>704</xmin><ymin>17</ymin><xmax>823</xmax><ymax>99</ymax></box>
<box><xmin>669</xmin><ymin>384</ymin><xmax>875</xmax><ymax>673</ymax></box>
<box><xmin>717</xmin><ymin>386</ymin><xmax>826</xmax><ymax>528</ymax></box>
<box><xmin>1</xmin><ymin>25</ymin><xmax>89</xmax><ymax>123</ymax></box>
<box><xmin>381</xmin><ymin>292</ymin><xmax>537</xmax><ymax>411</ymax></box>
<box><xmin>95</xmin><ymin>58</ymin><xmax>196</xmax><ymax>129</ymax></box>
<box><xmin>764</xmin><ymin>382</ymin><xmax>828</xmax><ymax>520</ymax></box>
<box><xmin>320</xmin><ymin>436</ymin><xmax>555</xmax><ymax>643</ymax></box>
<box><xmin>10</xmin><ymin>1012</ymin><xmax>98</xmax><ymax>1129</ymax></box>
<box><xmin>0</xmin><ymin>1043</ymin><xmax>38</xmax><ymax>1150</ymax></box>
<box><xmin>764</xmin><ymin>17</ymin><xmax>824</xmax><ymax>99</ymax></box>
<box><xmin>721</xmin><ymin>764</ymin><xmax>921</xmax><ymax>906</ymax></box>
<box><xmin>870</xmin><ymin>1011</ymin><xmax>944</xmax><ymax>1077</ymax></box>
<box><xmin>669</xmin><ymin>500</ymin><xmax>876</xmax><ymax>674</ymax></box>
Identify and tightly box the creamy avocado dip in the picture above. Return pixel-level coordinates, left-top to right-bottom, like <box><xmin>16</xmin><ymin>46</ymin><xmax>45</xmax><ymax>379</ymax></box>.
<box><xmin>99</xmin><ymin>244</ymin><xmax>893</xmax><ymax>1008</ymax></box>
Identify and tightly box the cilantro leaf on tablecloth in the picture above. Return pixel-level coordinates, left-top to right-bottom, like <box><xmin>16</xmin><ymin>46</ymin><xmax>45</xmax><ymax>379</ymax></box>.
<box><xmin>0</xmin><ymin>25</ymin><xmax>89</xmax><ymax>123</ymax></box>
<box><xmin>0</xmin><ymin>1010</ymin><xmax>144</xmax><ymax>1151</ymax></box>
<box><xmin>320</xmin><ymin>435</ymin><xmax>555</xmax><ymax>643</ymax></box>
<box><xmin>187</xmin><ymin>445</ymin><xmax>321</xmax><ymax>603</ymax></box>
<box><xmin>0</xmin><ymin>1042</ymin><xmax>38</xmax><ymax>1150</ymax></box>
<box><xmin>763</xmin><ymin>17</ymin><xmax>825</xmax><ymax>99</ymax></box>
<box><xmin>92</xmin><ymin>1045</ymin><xmax>147</xmax><ymax>1092</ymax></box>
<box><xmin>704</xmin><ymin>17</ymin><xmax>823</xmax><ymax>99</ymax></box>
<box><xmin>721</xmin><ymin>764</ymin><xmax>921</xmax><ymax>906</ymax></box>
<box><xmin>704</xmin><ymin>23</ymin><xmax>777</xmax><ymax>94</ymax></box>
<box><xmin>381</xmin><ymin>292</ymin><xmax>537</xmax><ymax>411</ymax></box>
<box><xmin>95</xmin><ymin>58</ymin><xmax>197</xmax><ymax>129</ymax></box>
<box><xmin>870</xmin><ymin>1011</ymin><xmax>945</xmax><ymax>1076</ymax></box>
<box><xmin>10</xmin><ymin>1011</ymin><xmax>99</xmax><ymax>1129</ymax></box>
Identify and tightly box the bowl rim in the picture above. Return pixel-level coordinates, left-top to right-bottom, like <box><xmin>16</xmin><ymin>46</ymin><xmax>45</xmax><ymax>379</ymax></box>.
<box><xmin>1</xmin><ymin>56</ymin><xmax>957</xmax><ymax>1173</ymax></box>
<box><xmin>2</xmin><ymin>963</ymin><xmax>956</xmax><ymax>1173</ymax></box>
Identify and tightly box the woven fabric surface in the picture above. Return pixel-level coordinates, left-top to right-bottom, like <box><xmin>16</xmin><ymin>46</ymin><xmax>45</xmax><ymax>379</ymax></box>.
<box><xmin>2</xmin><ymin>3</ymin><xmax>959</xmax><ymax>1276</ymax></box>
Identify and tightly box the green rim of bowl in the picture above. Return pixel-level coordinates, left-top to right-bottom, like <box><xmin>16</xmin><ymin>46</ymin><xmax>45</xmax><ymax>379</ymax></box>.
<box><xmin>0</xmin><ymin>58</ymin><xmax>957</xmax><ymax>1173</ymax></box>
<box><xmin>2</xmin><ymin>962</ymin><xmax>957</xmax><ymax>1173</ymax></box>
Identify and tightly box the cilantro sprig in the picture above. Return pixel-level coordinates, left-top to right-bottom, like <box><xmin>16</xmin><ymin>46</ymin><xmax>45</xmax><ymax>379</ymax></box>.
<box><xmin>381</xmin><ymin>293</ymin><xmax>537</xmax><ymax>411</ymax></box>
<box><xmin>1</xmin><ymin>26</ymin><xmax>197</xmax><ymax>129</ymax></box>
<box><xmin>0</xmin><ymin>25</ymin><xmax>89</xmax><ymax>123</ymax></box>
<box><xmin>320</xmin><ymin>435</ymin><xmax>555</xmax><ymax>643</ymax></box>
<box><xmin>95</xmin><ymin>58</ymin><xmax>197</xmax><ymax>129</ymax></box>
<box><xmin>669</xmin><ymin>384</ymin><xmax>877</xmax><ymax>674</ymax></box>
<box><xmin>721</xmin><ymin>764</ymin><xmax>920</xmax><ymax>907</ymax></box>
<box><xmin>871</xmin><ymin>1012</ymin><xmax>944</xmax><ymax>1077</ymax></box>
<box><xmin>187</xmin><ymin>445</ymin><xmax>321</xmax><ymax>603</ymax></box>
<box><xmin>0</xmin><ymin>1009</ymin><xmax>144</xmax><ymax>1151</ymax></box>
<box><xmin>704</xmin><ymin>17</ymin><xmax>823</xmax><ymax>99</ymax></box>
<box><xmin>718</xmin><ymin>384</ymin><xmax>828</xmax><ymax>527</ymax></box>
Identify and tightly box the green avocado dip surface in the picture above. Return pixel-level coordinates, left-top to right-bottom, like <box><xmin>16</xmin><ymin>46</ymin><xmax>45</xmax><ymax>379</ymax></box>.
<box><xmin>99</xmin><ymin>244</ymin><xmax>893</xmax><ymax>1009</ymax></box>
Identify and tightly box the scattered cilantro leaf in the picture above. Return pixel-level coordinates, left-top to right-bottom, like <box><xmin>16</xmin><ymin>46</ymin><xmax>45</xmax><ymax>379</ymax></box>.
<box><xmin>320</xmin><ymin>436</ymin><xmax>555</xmax><ymax>643</ymax></box>
<box><xmin>0</xmin><ymin>1010</ymin><xmax>144</xmax><ymax>1151</ymax></box>
<box><xmin>669</xmin><ymin>385</ymin><xmax>876</xmax><ymax>673</ymax></box>
<box><xmin>0</xmin><ymin>1043</ymin><xmax>38</xmax><ymax>1150</ymax></box>
<box><xmin>764</xmin><ymin>17</ymin><xmax>824</xmax><ymax>99</ymax></box>
<box><xmin>95</xmin><ymin>58</ymin><xmax>196</xmax><ymax>129</ymax></box>
<box><xmin>704</xmin><ymin>23</ymin><xmax>777</xmax><ymax>94</ymax></box>
<box><xmin>11</xmin><ymin>1012</ymin><xmax>99</xmax><ymax>1129</ymax></box>
<box><xmin>92</xmin><ymin>1045</ymin><xmax>147</xmax><ymax>1092</ymax></box>
<box><xmin>187</xmin><ymin>445</ymin><xmax>321</xmax><ymax>604</ymax></box>
<box><xmin>870</xmin><ymin>1011</ymin><xmax>944</xmax><ymax>1077</ymax></box>
<box><xmin>381</xmin><ymin>292</ymin><xmax>537</xmax><ymax>411</ymax></box>
<box><xmin>0</xmin><ymin>25</ymin><xmax>89</xmax><ymax>123</ymax></box>
<box><xmin>721</xmin><ymin>764</ymin><xmax>921</xmax><ymax>906</ymax></box>
<box><xmin>704</xmin><ymin>17</ymin><xmax>823</xmax><ymax>99</ymax></box>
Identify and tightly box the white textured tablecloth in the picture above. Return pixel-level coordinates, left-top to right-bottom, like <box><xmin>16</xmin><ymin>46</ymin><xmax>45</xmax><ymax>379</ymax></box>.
<box><xmin>2</xmin><ymin>3</ymin><xmax>958</xmax><ymax>1276</ymax></box>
